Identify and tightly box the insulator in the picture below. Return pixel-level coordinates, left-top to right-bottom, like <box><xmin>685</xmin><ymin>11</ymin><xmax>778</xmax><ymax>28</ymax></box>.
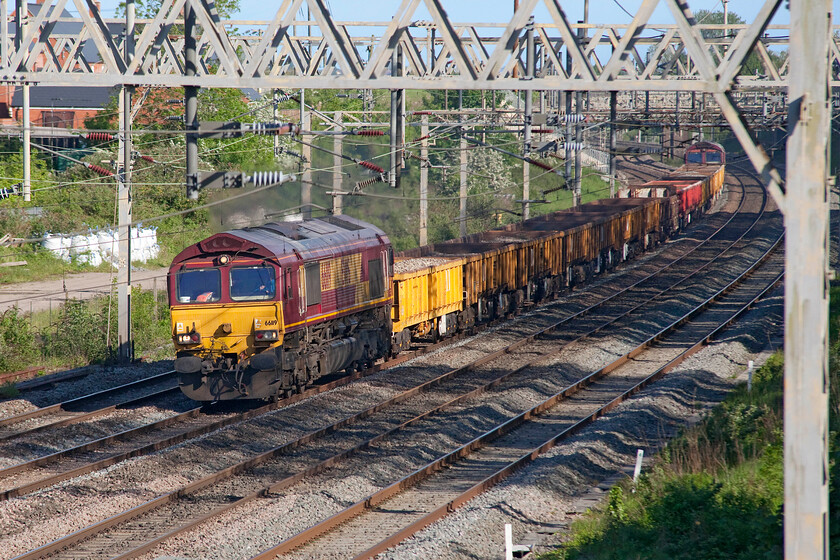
<box><xmin>274</xmin><ymin>93</ymin><xmax>294</xmax><ymax>103</ymax></box>
<box><xmin>249</xmin><ymin>122</ymin><xmax>299</xmax><ymax>136</ymax></box>
<box><xmin>354</xmin><ymin>176</ymin><xmax>382</xmax><ymax>192</ymax></box>
<box><xmin>277</xmin><ymin>146</ymin><xmax>305</xmax><ymax>161</ymax></box>
<box><xmin>358</xmin><ymin>160</ymin><xmax>385</xmax><ymax>174</ymax></box>
<box><xmin>531</xmin><ymin>129</ymin><xmax>553</xmax><ymax>133</ymax></box>
<box><xmin>529</xmin><ymin>160</ymin><xmax>554</xmax><ymax>172</ymax></box>
<box><xmin>561</xmin><ymin>142</ymin><xmax>586</xmax><ymax>151</ymax></box>
<box><xmin>86</xmin><ymin>132</ymin><xmax>115</xmax><ymax>141</ymax></box>
<box><xmin>166</xmin><ymin>98</ymin><xmax>183</xmax><ymax>104</ymax></box>
<box><xmin>86</xmin><ymin>163</ymin><xmax>114</xmax><ymax>177</ymax></box>
<box><xmin>166</xmin><ymin>115</ymin><xmax>184</xmax><ymax>121</ymax></box>
<box><xmin>249</xmin><ymin>171</ymin><xmax>293</xmax><ymax>187</ymax></box>
<box><xmin>560</xmin><ymin>114</ymin><xmax>586</xmax><ymax>123</ymax></box>
<box><xmin>354</xmin><ymin>129</ymin><xmax>385</xmax><ymax>136</ymax></box>
<box><xmin>139</xmin><ymin>155</ymin><xmax>156</xmax><ymax>163</ymax></box>
<box><xmin>0</xmin><ymin>183</ymin><xmax>20</xmax><ymax>200</ymax></box>
<box><xmin>416</xmin><ymin>134</ymin><xmax>431</xmax><ymax>142</ymax></box>
<box><xmin>413</xmin><ymin>111</ymin><xmax>432</xmax><ymax>115</ymax></box>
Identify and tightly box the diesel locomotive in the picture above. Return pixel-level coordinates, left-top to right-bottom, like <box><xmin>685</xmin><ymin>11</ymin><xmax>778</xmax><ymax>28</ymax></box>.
<box><xmin>169</xmin><ymin>142</ymin><xmax>725</xmax><ymax>401</ymax></box>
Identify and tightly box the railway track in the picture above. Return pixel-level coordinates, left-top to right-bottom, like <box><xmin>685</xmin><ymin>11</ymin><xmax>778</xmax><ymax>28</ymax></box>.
<box><xmin>0</xmin><ymin>371</ymin><xmax>181</xmax><ymax>443</ymax></box>
<box><xmin>6</xmin><ymin>168</ymin><xmax>783</xmax><ymax>560</ymax></box>
<box><xmin>0</xmin><ymin>170</ymin><xmax>752</xmax><ymax>503</ymax></box>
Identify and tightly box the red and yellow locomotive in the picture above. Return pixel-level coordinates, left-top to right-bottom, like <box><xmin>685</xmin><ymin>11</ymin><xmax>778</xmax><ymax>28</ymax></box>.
<box><xmin>169</xmin><ymin>215</ymin><xmax>393</xmax><ymax>401</ymax></box>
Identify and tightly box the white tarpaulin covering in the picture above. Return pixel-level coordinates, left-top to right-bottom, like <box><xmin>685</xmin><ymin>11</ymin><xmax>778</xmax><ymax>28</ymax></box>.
<box><xmin>42</xmin><ymin>226</ymin><xmax>160</xmax><ymax>267</ymax></box>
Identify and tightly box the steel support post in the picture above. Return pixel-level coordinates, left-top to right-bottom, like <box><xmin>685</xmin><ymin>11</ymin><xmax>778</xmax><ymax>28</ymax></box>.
<box><xmin>460</xmin><ymin>90</ymin><xmax>467</xmax><ymax>238</ymax></box>
<box><xmin>564</xmin><ymin>60</ymin><xmax>572</xmax><ymax>196</ymax></box>
<box><xmin>2</xmin><ymin>0</ymin><xmax>7</xmax><ymax>73</ymax></box>
<box><xmin>332</xmin><ymin>112</ymin><xmax>343</xmax><ymax>215</ymax></box>
<box><xmin>15</xmin><ymin>0</ymin><xmax>28</xmax><ymax>202</ymax></box>
<box><xmin>522</xmin><ymin>17</ymin><xmax>534</xmax><ymax>221</ymax></box>
<box><xmin>184</xmin><ymin>4</ymin><xmax>198</xmax><ymax>200</ymax></box>
<box><xmin>389</xmin><ymin>49</ymin><xmax>399</xmax><ymax>188</ymax></box>
<box><xmin>420</xmin><ymin>115</ymin><xmax>429</xmax><ymax>246</ymax></box>
<box><xmin>785</xmin><ymin>2</ymin><xmax>831</xmax><ymax>558</ymax></box>
<box><xmin>610</xmin><ymin>91</ymin><xmax>617</xmax><ymax>198</ymax></box>
<box><xmin>574</xmin><ymin>25</ymin><xmax>584</xmax><ymax>207</ymax></box>
<box><xmin>301</xmin><ymin>107</ymin><xmax>311</xmax><ymax>219</ymax></box>
<box><xmin>399</xmin><ymin>49</ymin><xmax>405</xmax><ymax>185</ymax></box>
<box><xmin>273</xmin><ymin>89</ymin><xmax>280</xmax><ymax>159</ymax></box>
<box><xmin>22</xmin><ymin>82</ymin><xmax>29</xmax><ymax>201</ymax></box>
<box><xmin>118</xmin><ymin>0</ymin><xmax>135</xmax><ymax>362</ymax></box>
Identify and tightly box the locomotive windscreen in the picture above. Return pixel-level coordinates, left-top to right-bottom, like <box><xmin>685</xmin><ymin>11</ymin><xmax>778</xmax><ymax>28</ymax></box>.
<box><xmin>177</xmin><ymin>268</ymin><xmax>221</xmax><ymax>303</ymax></box>
<box><xmin>230</xmin><ymin>266</ymin><xmax>276</xmax><ymax>301</ymax></box>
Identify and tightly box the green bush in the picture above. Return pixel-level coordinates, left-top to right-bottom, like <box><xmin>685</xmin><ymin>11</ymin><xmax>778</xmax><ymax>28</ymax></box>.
<box><xmin>0</xmin><ymin>307</ymin><xmax>38</xmax><ymax>371</ymax></box>
<box><xmin>42</xmin><ymin>299</ymin><xmax>110</xmax><ymax>364</ymax></box>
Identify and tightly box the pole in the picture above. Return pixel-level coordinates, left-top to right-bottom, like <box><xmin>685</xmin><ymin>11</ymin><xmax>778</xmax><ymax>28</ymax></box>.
<box><xmin>118</xmin><ymin>0</ymin><xmax>135</xmax><ymax>362</ymax></box>
<box><xmin>273</xmin><ymin>89</ymin><xmax>280</xmax><ymax>160</ymax></box>
<box><xmin>2</xmin><ymin>0</ymin><xmax>7</xmax><ymax>75</ymax></box>
<box><xmin>22</xmin><ymin>82</ymin><xmax>29</xmax><ymax>201</ymax></box>
<box><xmin>420</xmin><ymin>115</ymin><xmax>429</xmax><ymax>245</ymax></box>
<box><xmin>459</xmin><ymin>90</ymin><xmax>467</xmax><ymax>238</ymax></box>
<box><xmin>610</xmin><ymin>91</ymin><xmax>617</xmax><ymax>198</ymax></box>
<box><xmin>301</xmin><ymin>99</ymin><xmax>311</xmax><ymax>219</ymax></box>
<box><xmin>564</xmin><ymin>57</ymin><xmax>572</xmax><ymax>194</ymax></box>
<box><xmin>15</xmin><ymin>0</ymin><xmax>28</xmax><ymax>202</ymax></box>
<box><xmin>785</xmin><ymin>1</ymin><xmax>830</xmax><ymax>558</ymax></box>
<box><xmin>523</xmin><ymin>16</ymin><xmax>534</xmax><ymax>220</ymax></box>
<box><xmin>722</xmin><ymin>0</ymin><xmax>728</xmax><ymax>39</ymax></box>
<box><xmin>333</xmin><ymin>112</ymin><xmax>343</xmax><ymax>215</ymax></box>
<box><xmin>389</xmin><ymin>49</ymin><xmax>397</xmax><ymax>187</ymax></box>
<box><xmin>573</xmin><ymin>24</ymin><xmax>584</xmax><ymax>207</ymax></box>
<box><xmin>184</xmin><ymin>4</ymin><xmax>198</xmax><ymax>199</ymax></box>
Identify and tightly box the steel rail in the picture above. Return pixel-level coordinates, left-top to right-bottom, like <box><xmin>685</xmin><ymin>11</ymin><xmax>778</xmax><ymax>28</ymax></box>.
<box><xmin>0</xmin><ymin>366</ymin><xmax>48</xmax><ymax>386</ymax></box>
<box><xmin>261</xmin><ymin>235</ymin><xmax>785</xmax><ymax>560</ymax></box>
<box><xmin>0</xmin><ymin>173</ymin><xmax>752</xmax><ymax>499</ymax></box>
<box><xmin>0</xmin><ymin>388</ymin><xmax>185</xmax><ymax>445</ymax></box>
<box><xmin>0</xmin><ymin>370</ymin><xmax>178</xmax><ymax>428</ymax></box>
<box><xmin>9</xmin><ymin>174</ymin><xmax>766</xmax><ymax>560</ymax></box>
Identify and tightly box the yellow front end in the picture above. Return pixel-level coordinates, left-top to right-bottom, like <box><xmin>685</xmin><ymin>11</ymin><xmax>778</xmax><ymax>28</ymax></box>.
<box><xmin>171</xmin><ymin>301</ymin><xmax>284</xmax><ymax>360</ymax></box>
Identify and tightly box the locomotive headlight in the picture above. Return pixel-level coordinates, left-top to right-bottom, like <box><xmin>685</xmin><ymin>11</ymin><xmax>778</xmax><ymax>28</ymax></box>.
<box><xmin>177</xmin><ymin>333</ymin><xmax>201</xmax><ymax>345</ymax></box>
<box><xmin>254</xmin><ymin>330</ymin><xmax>279</xmax><ymax>342</ymax></box>
<box><xmin>218</xmin><ymin>255</ymin><xmax>230</xmax><ymax>265</ymax></box>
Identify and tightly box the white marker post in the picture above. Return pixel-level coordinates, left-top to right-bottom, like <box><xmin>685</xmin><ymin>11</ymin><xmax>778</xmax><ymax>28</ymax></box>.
<box><xmin>747</xmin><ymin>360</ymin><xmax>754</xmax><ymax>393</ymax></box>
<box><xmin>505</xmin><ymin>523</ymin><xmax>513</xmax><ymax>560</ymax></box>
<box><xmin>633</xmin><ymin>449</ymin><xmax>644</xmax><ymax>484</ymax></box>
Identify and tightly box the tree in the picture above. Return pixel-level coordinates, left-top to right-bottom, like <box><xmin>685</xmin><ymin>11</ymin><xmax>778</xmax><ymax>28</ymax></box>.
<box><xmin>646</xmin><ymin>10</ymin><xmax>786</xmax><ymax>78</ymax></box>
<box><xmin>118</xmin><ymin>0</ymin><xmax>240</xmax><ymax>19</ymax></box>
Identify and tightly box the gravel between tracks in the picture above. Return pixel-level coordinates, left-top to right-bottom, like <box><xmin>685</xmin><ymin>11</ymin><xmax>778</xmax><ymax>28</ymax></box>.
<box><xmin>378</xmin><ymin>287</ymin><xmax>784</xmax><ymax>560</ymax></box>
<box><xmin>0</xmin><ymin>361</ymin><xmax>174</xmax><ymax>420</ymax></box>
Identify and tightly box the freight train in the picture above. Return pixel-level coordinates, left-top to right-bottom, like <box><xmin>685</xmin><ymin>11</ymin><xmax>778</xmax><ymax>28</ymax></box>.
<box><xmin>169</xmin><ymin>142</ymin><xmax>725</xmax><ymax>401</ymax></box>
